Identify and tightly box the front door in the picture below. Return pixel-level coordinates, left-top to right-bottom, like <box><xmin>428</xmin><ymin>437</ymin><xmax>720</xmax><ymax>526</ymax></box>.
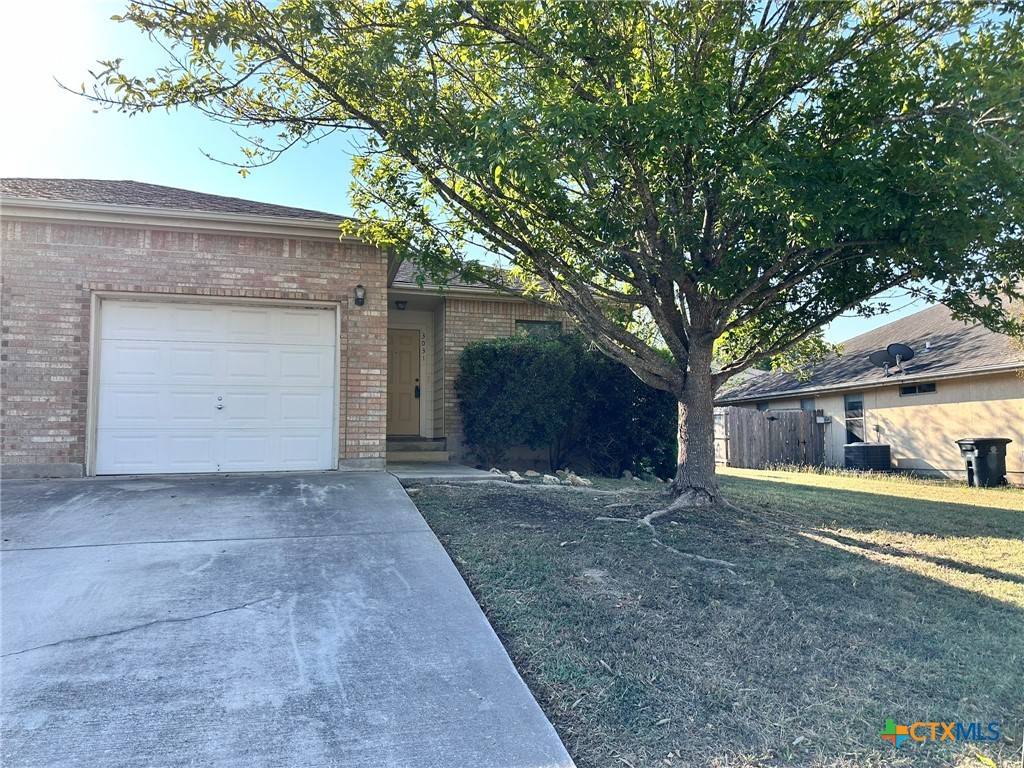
<box><xmin>387</xmin><ymin>328</ymin><xmax>421</xmax><ymax>435</ymax></box>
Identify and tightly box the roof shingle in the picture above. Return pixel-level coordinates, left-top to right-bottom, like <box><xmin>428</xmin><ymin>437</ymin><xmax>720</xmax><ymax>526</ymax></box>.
<box><xmin>391</xmin><ymin>259</ymin><xmax>508</xmax><ymax>291</ymax></box>
<box><xmin>0</xmin><ymin>178</ymin><xmax>344</xmax><ymax>223</ymax></box>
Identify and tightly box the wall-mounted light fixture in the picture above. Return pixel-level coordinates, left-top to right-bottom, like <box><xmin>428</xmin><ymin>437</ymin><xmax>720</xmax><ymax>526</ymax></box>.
<box><xmin>394</xmin><ymin>300</ymin><xmax>408</xmax><ymax>310</ymax></box>
<box><xmin>354</xmin><ymin>284</ymin><xmax>366</xmax><ymax>306</ymax></box>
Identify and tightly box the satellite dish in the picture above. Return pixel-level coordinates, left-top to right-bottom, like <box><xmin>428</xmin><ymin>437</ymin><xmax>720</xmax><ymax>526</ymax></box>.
<box><xmin>868</xmin><ymin>350</ymin><xmax>897</xmax><ymax>368</ymax></box>
<box><xmin>887</xmin><ymin>343</ymin><xmax>915</xmax><ymax>363</ymax></box>
<box><xmin>868</xmin><ymin>349</ymin><xmax>898</xmax><ymax>377</ymax></box>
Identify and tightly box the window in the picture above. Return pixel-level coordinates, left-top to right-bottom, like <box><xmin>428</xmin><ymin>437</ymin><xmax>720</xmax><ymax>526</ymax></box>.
<box><xmin>515</xmin><ymin>320</ymin><xmax>562</xmax><ymax>339</ymax></box>
<box><xmin>800</xmin><ymin>398</ymin><xmax>815</xmax><ymax>412</ymax></box>
<box><xmin>756</xmin><ymin>401</ymin><xmax>770</xmax><ymax>411</ymax></box>
<box><xmin>844</xmin><ymin>393</ymin><xmax>865</xmax><ymax>443</ymax></box>
<box><xmin>900</xmin><ymin>382</ymin><xmax>937</xmax><ymax>396</ymax></box>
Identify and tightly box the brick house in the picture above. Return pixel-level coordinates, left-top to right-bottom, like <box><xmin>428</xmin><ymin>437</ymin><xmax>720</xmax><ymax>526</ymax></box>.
<box><xmin>0</xmin><ymin>178</ymin><xmax>564</xmax><ymax>478</ymax></box>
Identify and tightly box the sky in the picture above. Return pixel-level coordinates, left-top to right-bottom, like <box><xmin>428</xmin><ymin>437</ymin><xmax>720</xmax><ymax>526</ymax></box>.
<box><xmin>0</xmin><ymin>1</ymin><xmax>930</xmax><ymax>344</ymax></box>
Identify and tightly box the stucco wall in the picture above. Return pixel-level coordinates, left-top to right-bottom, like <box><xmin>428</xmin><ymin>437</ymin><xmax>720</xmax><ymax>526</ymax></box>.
<box><xmin>1</xmin><ymin>218</ymin><xmax>388</xmax><ymax>476</ymax></box>
<box><xmin>747</xmin><ymin>372</ymin><xmax>1024</xmax><ymax>483</ymax></box>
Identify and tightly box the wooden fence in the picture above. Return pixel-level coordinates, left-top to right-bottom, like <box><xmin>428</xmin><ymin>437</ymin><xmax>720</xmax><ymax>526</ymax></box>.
<box><xmin>714</xmin><ymin>406</ymin><xmax>825</xmax><ymax>469</ymax></box>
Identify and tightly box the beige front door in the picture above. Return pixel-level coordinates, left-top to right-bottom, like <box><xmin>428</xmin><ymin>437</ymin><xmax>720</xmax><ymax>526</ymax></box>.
<box><xmin>387</xmin><ymin>328</ymin><xmax>421</xmax><ymax>435</ymax></box>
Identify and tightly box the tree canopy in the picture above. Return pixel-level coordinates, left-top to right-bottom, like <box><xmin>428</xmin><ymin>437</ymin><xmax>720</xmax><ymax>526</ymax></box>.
<box><xmin>90</xmin><ymin>0</ymin><xmax>1024</xmax><ymax>504</ymax></box>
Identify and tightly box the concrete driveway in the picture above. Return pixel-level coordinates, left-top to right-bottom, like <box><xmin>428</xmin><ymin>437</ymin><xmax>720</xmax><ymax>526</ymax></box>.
<box><xmin>1</xmin><ymin>472</ymin><xmax>574</xmax><ymax>768</ymax></box>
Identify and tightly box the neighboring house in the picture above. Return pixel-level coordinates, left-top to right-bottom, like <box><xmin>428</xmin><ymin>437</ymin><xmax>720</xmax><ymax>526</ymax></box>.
<box><xmin>0</xmin><ymin>178</ymin><xmax>563</xmax><ymax>478</ymax></box>
<box><xmin>716</xmin><ymin>304</ymin><xmax>1024</xmax><ymax>484</ymax></box>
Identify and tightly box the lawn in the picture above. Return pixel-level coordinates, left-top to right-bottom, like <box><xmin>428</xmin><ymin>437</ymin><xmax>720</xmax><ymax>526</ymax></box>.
<box><xmin>412</xmin><ymin>468</ymin><xmax>1024</xmax><ymax>768</ymax></box>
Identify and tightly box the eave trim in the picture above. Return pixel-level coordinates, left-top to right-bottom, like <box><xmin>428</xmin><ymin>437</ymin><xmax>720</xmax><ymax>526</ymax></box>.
<box><xmin>0</xmin><ymin>197</ymin><xmax>363</xmax><ymax>243</ymax></box>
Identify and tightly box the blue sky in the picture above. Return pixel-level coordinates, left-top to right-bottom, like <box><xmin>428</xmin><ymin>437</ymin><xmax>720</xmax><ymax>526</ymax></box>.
<box><xmin>0</xmin><ymin>1</ymin><xmax>929</xmax><ymax>343</ymax></box>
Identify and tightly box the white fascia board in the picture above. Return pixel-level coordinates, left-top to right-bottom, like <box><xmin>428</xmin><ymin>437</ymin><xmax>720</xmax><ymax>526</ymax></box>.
<box><xmin>0</xmin><ymin>197</ymin><xmax>364</xmax><ymax>243</ymax></box>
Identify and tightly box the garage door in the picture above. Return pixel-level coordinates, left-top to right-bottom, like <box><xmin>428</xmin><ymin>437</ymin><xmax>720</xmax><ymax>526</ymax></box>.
<box><xmin>96</xmin><ymin>299</ymin><xmax>337</xmax><ymax>474</ymax></box>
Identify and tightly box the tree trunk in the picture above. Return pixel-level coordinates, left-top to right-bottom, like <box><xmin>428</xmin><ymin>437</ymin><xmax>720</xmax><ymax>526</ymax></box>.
<box><xmin>669</xmin><ymin>343</ymin><xmax>722</xmax><ymax>508</ymax></box>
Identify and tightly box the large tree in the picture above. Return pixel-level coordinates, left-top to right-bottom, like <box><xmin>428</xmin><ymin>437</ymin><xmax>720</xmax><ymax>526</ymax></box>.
<box><xmin>90</xmin><ymin>0</ymin><xmax>1024</xmax><ymax>506</ymax></box>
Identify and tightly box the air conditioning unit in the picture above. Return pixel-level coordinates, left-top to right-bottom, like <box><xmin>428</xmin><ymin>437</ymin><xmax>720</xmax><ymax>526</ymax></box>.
<box><xmin>844</xmin><ymin>443</ymin><xmax>891</xmax><ymax>471</ymax></box>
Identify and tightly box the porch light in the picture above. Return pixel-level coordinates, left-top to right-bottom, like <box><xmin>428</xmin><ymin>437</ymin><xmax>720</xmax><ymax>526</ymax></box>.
<box><xmin>354</xmin><ymin>284</ymin><xmax>366</xmax><ymax>306</ymax></box>
<box><xmin>394</xmin><ymin>300</ymin><xmax>408</xmax><ymax>310</ymax></box>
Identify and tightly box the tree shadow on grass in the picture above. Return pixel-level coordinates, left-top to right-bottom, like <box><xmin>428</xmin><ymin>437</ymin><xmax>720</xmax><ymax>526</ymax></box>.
<box><xmin>652</xmin><ymin>488</ymin><xmax>1024</xmax><ymax>766</ymax></box>
<box><xmin>717</xmin><ymin>472</ymin><xmax>1023</xmax><ymax>539</ymax></box>
<box><xmin>808</xmin><ymin>529</ymin><xmax>1024</xmax><ymax>586</ymax></box>
<box><xmin>622</xmin><ymin>504</ymin><xmax>1023</xmax><ymax>766</ymax></box>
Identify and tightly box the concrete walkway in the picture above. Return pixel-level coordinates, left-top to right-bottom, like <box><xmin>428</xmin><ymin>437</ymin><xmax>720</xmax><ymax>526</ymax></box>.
<box><xmin>1</xmin><ymin>472</ymin><xmax>574</xmax><ymax>768</ymax></box>
<box><xmin>388</xmin><ymin>461</ymin><xmax>506</xmax><ymax>485</ymax></box>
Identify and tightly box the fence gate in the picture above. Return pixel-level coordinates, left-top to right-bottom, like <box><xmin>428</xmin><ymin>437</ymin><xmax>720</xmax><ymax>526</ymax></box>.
<box><xmin>714</xmin><ymin>406</ymin><xmax>825</xmax><ymax>469</ymax></box>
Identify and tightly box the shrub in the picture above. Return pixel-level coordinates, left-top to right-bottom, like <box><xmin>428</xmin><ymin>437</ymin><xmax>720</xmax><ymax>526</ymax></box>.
<box><xmin>575</xmin><ymin>351</ymin><xmax>678</xmax><ymax>479</ymax></box>
<box><xmin>455</xmin><ymin>334</ymin><xmax>677</xmax><ymax>476</ymax></box>
<box><xmin>454</xmin><ymin>336</ymin><xmax>579</xmax><ymax>467</ymax></box>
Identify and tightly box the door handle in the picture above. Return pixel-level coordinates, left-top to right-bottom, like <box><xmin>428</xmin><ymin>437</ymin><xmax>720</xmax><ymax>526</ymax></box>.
<box><xmin>216</xmin><ymin>403</ymin><xmax>224</xmax><ymax>410</ymax></box>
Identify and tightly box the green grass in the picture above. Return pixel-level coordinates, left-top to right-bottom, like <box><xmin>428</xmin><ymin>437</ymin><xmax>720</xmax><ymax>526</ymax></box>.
<box><xmin>413</xmin><ymin>469</ymin><xmax>1024</xmax><ymax>768</ymax></box>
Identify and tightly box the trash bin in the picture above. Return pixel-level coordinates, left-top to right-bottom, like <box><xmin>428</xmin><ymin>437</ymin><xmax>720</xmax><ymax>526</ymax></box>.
<box><xmin>955</xmin><ymin>438</ymin><xmax>1013</xmax><ymax>487</ymax></box>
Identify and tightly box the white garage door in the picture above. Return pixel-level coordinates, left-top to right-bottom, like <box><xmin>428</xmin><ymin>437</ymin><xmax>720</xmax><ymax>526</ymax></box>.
<box><xmin>96</xmin><ymin>299</ymin><xmax>337</xmax><ymax>474</ymax></box>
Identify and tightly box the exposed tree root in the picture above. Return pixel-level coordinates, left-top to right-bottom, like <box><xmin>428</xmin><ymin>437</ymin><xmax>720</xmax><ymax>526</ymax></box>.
<box><xmin>721</xmin><ymin>498</ymin><xmax>754</xmax><ymax>516</ymax></box>
<box><xmin>630</xmin><ymin>485</ymin><xmax>749</xmax><ymax>577</ymax></box>
<box><xmin>638</xmin><ymin>506</ymin><xmax>673</xmax><ymax>531</ymax></box>
<box><xmin>590</xmin><ymin>485</ymin><xmax>746</xmax><ymax>577</ymax></box>
<box><xmin>666</xmin><ymin>484</ymin><xmax>719</xmax><ymax>505</ymax></box>
<box><xmin>651</xmin><ymin>540</ymin><xmax>739</xmax><ymax>577</ymax></box>
<box><xmin>640</xmin><ymin>485</ymin><xmax>754</xmax><ymax>529</ymax></box>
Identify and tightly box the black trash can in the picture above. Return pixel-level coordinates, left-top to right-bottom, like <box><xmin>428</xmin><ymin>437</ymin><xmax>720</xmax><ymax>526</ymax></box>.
<box><xmin>955</xmin><ymin>438</ymin><xmax>1013</xmax><ymax>487</ymax></box>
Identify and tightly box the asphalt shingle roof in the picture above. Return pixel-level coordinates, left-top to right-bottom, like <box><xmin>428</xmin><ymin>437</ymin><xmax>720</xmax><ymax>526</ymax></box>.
<box><xmin>392</xmin><ymin>260</ymin><xmax>431</xmax><ymax>286</ymax></box>
<box><xmin>0</xmin><ymin>178</ymin><xmax>344</xmax><ymax>222</ymax></box>
<box><xmin>391</xmin><ymin>259</ymin><xmax>507</xmax><ymax>291</ymax></box>
<box><xmin>718</xmin><ymin>303</ymin><xmax>1023</xmax><ymax>403</ymax></box>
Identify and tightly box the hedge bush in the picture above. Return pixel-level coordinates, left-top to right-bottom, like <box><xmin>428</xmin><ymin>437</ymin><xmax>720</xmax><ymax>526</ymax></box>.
<box><xmin>454</xmin><ymin>336</ymin><xmax>579</xmax><ymax>468</ymax></box>
<box><xmin>575</xmin><ymin>350</ymin><xmax>678</xmax><ymax>478</ymax></box>
<box><xmin>455</xmin><ymin>334</ymin><xmax>677</xmax><ymax>476</ymax></box>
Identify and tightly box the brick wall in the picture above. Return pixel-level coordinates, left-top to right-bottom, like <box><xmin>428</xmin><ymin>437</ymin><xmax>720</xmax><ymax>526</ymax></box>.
<box><xmin>1</xmin><ymin>218</ymin><xmax>388</xmax><ymax>476</ymax></box>
<box><xmin>441</xmin><ymin>296</ymin><xmax>567</xmax><ymax>459</ymax></box>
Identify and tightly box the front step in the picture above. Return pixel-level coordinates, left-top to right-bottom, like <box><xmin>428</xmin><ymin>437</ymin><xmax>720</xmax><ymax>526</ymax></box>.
<box><xmin>387</xmin><ymin>437</ymin><xmax>450</xmax><ymax>463</ymax></box>
<box><xmin>387</xmin><ymin>450</ymin><xmax>452</xmax><ymax>463</ymax></box>
<box><xmin>387</xmin><ymin>438</ymin><xmax>447</xmax><ymax>452</ymax></box>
